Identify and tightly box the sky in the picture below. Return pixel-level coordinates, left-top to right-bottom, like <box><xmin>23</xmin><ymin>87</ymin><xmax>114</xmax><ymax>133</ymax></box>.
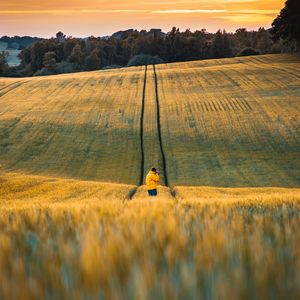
<box><xmin>0</xmin><ymin>0</ymin><xmax>285</xmax><ymax>37</ymax></box>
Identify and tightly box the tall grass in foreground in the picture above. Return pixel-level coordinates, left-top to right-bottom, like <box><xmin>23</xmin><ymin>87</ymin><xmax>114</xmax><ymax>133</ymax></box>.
<box><xmin>0</xmin><ymin>196</ymin><xmax>299</xmax><ymax>300</ymax></box>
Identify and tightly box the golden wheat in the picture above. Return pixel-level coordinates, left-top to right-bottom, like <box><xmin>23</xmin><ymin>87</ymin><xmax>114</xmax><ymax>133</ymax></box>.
<box><xmin>0</xmin><ymin>54</ymin><xmax>299</xmax><ymax>187</ymax></box>
<box><xmin>0</xmin><ymin>172</ymin><xmax>300</xmax><ymax>299</ymax></box>
<box><xmin>156</xmin><ymin>54</ymin><xmax>300</xmax><ymax>187</ymax></box>
<box><xmin>0</xmin><ymin>54</ymin><xmax>300</xmax><ymax>299</ymax></box>
<box><xmin>0</xmin><ymin>67</ymin><xmax>144</xmax><ymax>184</ymax></box>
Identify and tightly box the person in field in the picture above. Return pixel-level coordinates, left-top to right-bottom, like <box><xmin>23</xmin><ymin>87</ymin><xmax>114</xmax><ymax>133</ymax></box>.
<box><xmin>146</xmin><ymin>167</ymin><xmax>159</xmax><ymax>196</ymax></box>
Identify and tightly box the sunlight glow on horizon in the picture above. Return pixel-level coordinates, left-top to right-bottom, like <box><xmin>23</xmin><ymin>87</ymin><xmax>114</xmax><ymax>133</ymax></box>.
<box><xmin>0</xmin><ymin>0</ymin><xmax>285</xmax><ymax>37</ymax></box>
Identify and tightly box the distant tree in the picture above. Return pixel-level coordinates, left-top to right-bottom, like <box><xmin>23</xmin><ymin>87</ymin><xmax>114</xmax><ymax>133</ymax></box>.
<box><xmin>271</xmin><ymin>0</ymin><xmax>300</xmax><ymax>51</ymax></box>
<box><xmin>234</xmin><ymin>28</ymin><xmax>250</xmax><ymax>48</ymax></box>
<box><xmin>102</xmin><ymin>44</ymin><xmax>116</xmax><ymax>65</ymax></box>
<box><xmin>85</xmin><ymin>49</ymin><xmax>101</xmax><ymax>70</ymax></box>
<box><xmin>212</xmin><ymin>30</ymin><xmax>228</xmax><ymax>58</ymax></box>
<box><xmin>194</xmin><ymin>29</ymin><xmax>210</xmax><ymax>59</ymax></box>
<box><xmin>222</xmin><ymin>30</ymin><xmax>232</xmax><ymax>57</ymax></box>
<box><xmin>30</xmin><ymin>41</ymin><xmax>48</xmax><ymax>72</ymax></box>
<box><xmin>63</xmin><ymin>39</ymin><xmax>78</xmax><ymax>60</ymax></box>
<box><xmin>55</xmin><ymin>42</ymin><xmax>64</xmax><ymax>62</ymax></box>
<box><xmin>43</xmin><ymin>51</ymin><xmax>57</xmax><ymax>70</ymax></box>
<box><xmin>85</xmin><ymin>37</ymin><xmax>100</xmax><ymax>53</ymax></box>
<box><xmin>56</xmin><ymin>31</ymin><xmax>66</xmax><ymax>43</ymax></box>
<box><xmin>68</xmin><ymin>43</ymin><xmax>84</xmax><ymax>65</ymax></box>
<box><xmin>164</xmin><ymin>27</ymin><xmax>179</xmax><ymax>61</ymax></box>
<box><xmin>0</xmin><ymin>51</ymin><xmax>9</xmax><ymax>75</ymax></box>
<box><xmin>18</xmin><ymin>47</ymin><xmax>31</xmax><ymax>66</ymax></box>
<box><xmin>256</xmin><ymin>29</ymin><xmax>273</xmax><ymax>53</ymax></box>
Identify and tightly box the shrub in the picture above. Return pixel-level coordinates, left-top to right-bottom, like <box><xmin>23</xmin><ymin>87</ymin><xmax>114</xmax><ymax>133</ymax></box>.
<box><xmin>34</xmin><ymin>62</ymin><xmax>82</xmax><ymax>76</ymax></box>
<box><xmin>127</xmin><ymin>54</ymin><xmax>164</xmax><ymax>67</ymax></box>
<box><xmin>237</xmin><ymin>47</ymin><xmax>260</xmax><ymax>57</ymax></box>
<box><xmin>270</xmin><ymin>44</ymin><xmax>283</xmax><ymax>54</ymax></box>
<box><xmin>102</xmin><ymin>64</ymin><xmax>122</xmax><ymax>70</ymax></box>
<box><xmin>56</xmin><ymin>62</ymin><xmax>82</xmax><ymax>74</ymax></box>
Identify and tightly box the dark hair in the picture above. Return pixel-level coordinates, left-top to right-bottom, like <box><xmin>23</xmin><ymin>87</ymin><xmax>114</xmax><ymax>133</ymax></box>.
<box><xmin>151</xmin><ymin>167</ymin><xmax>157</xmax><ymax>172</ymax></box>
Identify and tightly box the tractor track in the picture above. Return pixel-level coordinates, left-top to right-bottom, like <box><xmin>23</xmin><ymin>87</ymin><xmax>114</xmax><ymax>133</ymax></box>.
<box><xmin>128</xmin><ymin>65</ymin><xmax>147</xmax><ymax>199</ymax></box>
<box><xmin>153</xmin><ymin>65</ymin><xmax>169</xmax><ymax>187</ymax></box>
<box><xmin>0</xmin><ymin>81</ymin><xmax>23</xmax><ymax>93</ymax></box>
<box><xmin>0</xmin><ymin>81</ymin><xmax>30</xmax><ymax>99</ymax></box>
<box><xmin>129</xmin><ymin>65</ymin><xmax>174</xmax><ymax>200</ymax></box>
<box><xmin>139</xmin><ymin>65</ymin><xmax>147</xmax><ymax>185</ymax></box>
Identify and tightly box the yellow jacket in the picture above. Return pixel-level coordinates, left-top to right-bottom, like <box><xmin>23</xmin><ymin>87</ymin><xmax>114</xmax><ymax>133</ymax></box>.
<box><xmin>146</xmin><ymin>171</ymin><xmax>159</xmax><ymax>190</ymax></box>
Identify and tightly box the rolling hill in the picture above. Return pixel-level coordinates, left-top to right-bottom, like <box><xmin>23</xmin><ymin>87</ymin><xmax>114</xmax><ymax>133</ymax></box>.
<box><xmin>0</xmin><ymin>54</ymin><xmax>299</xmax><ymax>190</ymax></box>
<box><xmin>1</xmin><ymin>54</ymin><xmax>300</xmax><ymax>299</ymax></box>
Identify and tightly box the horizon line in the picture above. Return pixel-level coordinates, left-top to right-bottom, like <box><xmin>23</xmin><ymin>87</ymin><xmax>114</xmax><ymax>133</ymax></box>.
<box><xmin>1</xmin><ymin>25</ymin><xmax>273</xmax><ymax>39</ymax></box>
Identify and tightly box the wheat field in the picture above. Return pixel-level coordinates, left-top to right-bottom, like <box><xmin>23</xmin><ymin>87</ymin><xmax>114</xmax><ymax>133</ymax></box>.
<box><xmin>0</xmin><ymin>54</ymin><xmax>300</xmax><ymax>299</ymax></box>
<box><xmin>156</xmin><ymin>54</ymin><xmax>300</xmax><ymax>187</ymax></box>
<box><xmin>0</xmin><ymin>54</ymin><xmax>299</xmax><ymax>188</ymax></box>
<box><xmin>0</xmin><ymin>67</ymin><xmax>145</xmax><ymax>184</ymax></box>
<box><xmin>0</xmin><ymin>172</ymin><xmax>300</xmax><ymax>299</ymax></box>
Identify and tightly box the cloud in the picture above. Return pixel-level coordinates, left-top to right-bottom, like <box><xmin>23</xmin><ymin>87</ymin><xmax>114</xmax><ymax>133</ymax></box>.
<box><xmin>0</xmin><ymin>8</ymin><xmax>278</xmax><ymax>15</ymax></box>
<box><xmin>0</xmin><ymin>0</ymin><xmax>284</xmax><ymax>37</ymax></box>
<box><xmin>0</xmin><ymin>9</ymin><xmax>149</xmax><ymax>14</ymax></box>
<box><xmin>153</xmin><ymin>9</ymin><xmax>227</xmax><ymax>14</ymax></box>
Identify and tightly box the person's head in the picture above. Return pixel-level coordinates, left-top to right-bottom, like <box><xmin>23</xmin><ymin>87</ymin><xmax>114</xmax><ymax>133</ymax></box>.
<box><xmin>151</xmin><ymin>167</ymin><xmax>157</xmax><ymax>173</ymax></box>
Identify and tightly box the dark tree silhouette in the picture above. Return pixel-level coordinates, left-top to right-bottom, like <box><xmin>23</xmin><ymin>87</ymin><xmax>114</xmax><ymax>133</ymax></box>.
<box><xmin>2</xmin><ymin>25</ymin><xmax>292</xmax><ymax>77</ymax></box>
<box><xmin>30</xmin><ymin>42</ymin><xmax>47</xmax><ymax>72</ymax></box>
<box><xmin>212</xmin><ymin>30</ymin><xmax>231</xmax><ymax>58</ymax></box>
<box><xmin>0</xmin><ymin>51</ymin><xmax>9</xmax><ymax>75</ymax></box>
<box><xmin>271</xmin><ymin>0</ymin><xmax>300</xmax><ymax>51</ymax></box>
<box><xmin>56</xmin><ymin>31</ymin><xmax>66</xmax><ymax>43</ymax></box>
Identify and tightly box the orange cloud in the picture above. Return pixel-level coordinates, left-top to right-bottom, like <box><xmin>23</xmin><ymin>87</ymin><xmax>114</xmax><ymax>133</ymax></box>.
<box><xmin>0</xmin><ymin>0</ymin><xmax>285</xmax><ymax>37</ymax></box>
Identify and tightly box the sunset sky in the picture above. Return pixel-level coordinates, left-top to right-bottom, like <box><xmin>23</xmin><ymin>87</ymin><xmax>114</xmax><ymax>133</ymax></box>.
<box><xmin>0</xmin><ymin>0</ymin><xmax>285</xmax><ymax>37</ymax></box>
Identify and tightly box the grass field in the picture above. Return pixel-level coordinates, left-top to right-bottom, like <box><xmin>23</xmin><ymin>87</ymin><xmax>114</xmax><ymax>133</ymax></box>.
<box><xmin>0</xmin><ymin>54</ymin><xmax>300</xmax><ymax>299</ymax></box>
